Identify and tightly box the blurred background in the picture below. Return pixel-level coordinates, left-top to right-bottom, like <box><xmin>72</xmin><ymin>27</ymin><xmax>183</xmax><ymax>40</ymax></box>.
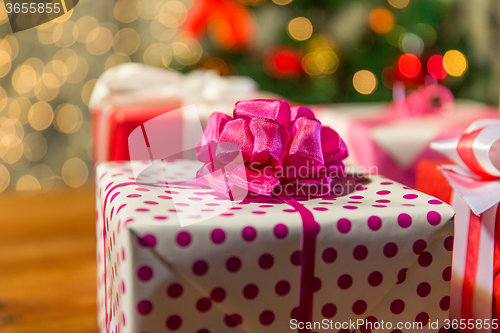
<box><xmin>0</xmin><ymin>0</ymin><xmax>499</xmax><ymax>192</ymax></box>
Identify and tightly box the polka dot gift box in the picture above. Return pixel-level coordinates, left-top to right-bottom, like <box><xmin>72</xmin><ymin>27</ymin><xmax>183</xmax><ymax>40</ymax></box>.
<box><xmin>96</xmin><ymin>158</ymin><xmax>454</xmax><ymax>333</ymax></box>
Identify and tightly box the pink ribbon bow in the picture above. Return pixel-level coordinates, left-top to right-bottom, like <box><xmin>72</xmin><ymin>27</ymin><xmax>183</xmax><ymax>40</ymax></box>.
<box><xmin>195</xmin><ymin>99</ymin><xmax>348</xmax><ymax>198</ymax></box>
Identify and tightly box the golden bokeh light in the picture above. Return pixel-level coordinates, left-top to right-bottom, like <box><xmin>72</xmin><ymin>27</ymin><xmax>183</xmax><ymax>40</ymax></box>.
<box><xmin>66</xmin><ymin>56</ymin><xmax>89</xmax><ymax>84</ymax></box>
<box><xmin>104</xmin><ymin>53</ymin><xmax>131</xmax><ymax>71</ymax></box>
<box><xmin>272</xmin><ymin>0</ymin><xmax>293</xmax><ymax>5</ymax></box>
<box><xmin>0</xmin><ymin>164</ymin><xmax>10</xmax><ymax>193</ymax></box>
<box><xmin>113</xmin><ymin>28</ymin><xmax>141</xmax><ymax>55</ymax></box>
<box><xmin>23</xmin><ymin>132</ymin><xmax>48</xmax><ymax>162</ymax></box>
<box><xmin>143</xmin><ymin>43</ymin><xmax>172</xmax><ymax>68</ymax></box>
<box><xmin>12</xmin><ymin>64</ymin><xmax>39</xmax><ymax>96</ymax></box>
<box><xmin>353</xmin><ymin>70</ymin><xmax>378</xmax><ymax>94</ymax></box>
<box><xmin>288</xmin><ymin>17</ymin><xmax>313</xmax><ymax>41</ymax></box>
<box><xmin>16</xmin><ymin>174</ymin><xmax>41</xmax><ymax>192</ymax></box>
<box><xmin>172</xmin><ymin>36</ymin><xmax>202</xmax><ymax>66</ymax></box>
<box><xmin>55</xmin><ymin>104</ymin><xmax>83</xmax><ymax>134</ymax></box>
<box><xmin>302</xmin><ymin>50</ymin><xmax>339</xmax><ymax>76</ymax></box>
<box><xmin>8</xmin><ymin>97</ymin><xmax>31</xmax><ymax>125</ymax></box>
<box><xmin>138</xmin><ymin>0</ymin><xmax>158</xmax><ymax>20</ymax></box>
<box><xmin>30</xmin><ymin>164</ymin><xmax>54</xmax><ymax>192</ymax></box>
<box><xmin>53</xmin><ymin>21</ymin><xmax>79</xmax><ymax>48</ymax></box>
<box><xmin>388</xmin><ymin>0</ymin><xmax>410</xmax><ymax>9</ymax></box>
<box><xmin>2</xmin><ymin>140</ymin><xmax>24</xmax><ymax>165</ymax></box>
<box><xmin>35</xmin><ymin>74</ymin><xmax>61</xmax><ymax>102</ymax></box>
<box><xmin>369</xmin><ymin>8</ymin><xmax>395</xmax><ymax>34</ymax></box>
<box><xmin>81</xmin><ymin>79</ymin><xmax>98</xmax><ymax>106</ymax></box>
<box><xmin>2</xmin><ymin>35</ymin><xmax>19</xmax><ymax>60</ymax></box>
<box><xmin>0</xmin><ymin>50</ymin><xmax>12</xmax><ymax>78</ymax></box>
<box><xmin>114</xmin><ymin>0</ymin><xmax>141</xmax><ymax>23</ymax></box>
<box><xmin>0</xmin><ymin>117</ymin><xmax>24</xmax><ymax>149</ymax></box>
<box><xmin>0</xmin><ymin>87</ymin><xmax>7</xmax><ymax>112</ymax></box>
<box><xmin>443</xmin><ymin>50</ymin><xmax>467</xmax><ymax>77</ymax></box>
<box><xmin>62</xmin><ymin>157</ymin><xmax>88</xmax><ymax>188</ymax></box>
<box><xmin>86</xmin><ymin>27</ymin><xmax>113</xmax><ymax>55</ymax></box>
<box><xmin>28</xmin><ymin>101</ymin><xmax>54</xmax><ymax>131</ymax></box>
<box><xmin>158</xmin><ymin>1</ymin><xmax>187</xmax><ymax>28</ymax></box>
<box><xmin>76</xmin><ymin>16</ymin><xmax>100</xmax><ymax>43</ymax></box>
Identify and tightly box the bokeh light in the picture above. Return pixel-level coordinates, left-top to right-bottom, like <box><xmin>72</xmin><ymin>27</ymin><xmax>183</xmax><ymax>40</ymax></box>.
<box><xmin>427</xmin><ymin>55</ymin><xmax>447</xmax><ymax>79</ymax></box>
<box><xmin>272</xmin><ymin>0</ymin><xmax>293</xmax><ymax>5</ymax></box>
<box><xmin>443</xmin><ymin>50</ymin><xmax>467</xmax><ymax>77</ymax></box>
<box><xmin>398</xmin><ymin>53</ymin><xmax>421</xmax><ymax>78</ymax></box>
<box><xmin>288</xmin><ymin>17</ymin><xmax>313</xmax><ymax>41</ymax></box>
<box><xmin>62</xmin><ymin>157</ymin><xmax>88</xmax><ymax>188</ymax></box>
<box><xmin>0</xmin><ymin>164</ymin><xmax>10</xmax><ymax>193</ymax></box>
<box><xmin>28</xmin><ymin>101</ymin><xmax>54</xmax><ymax>131</ymax></box>
<box><xmin>369</xmin><ymin>8</ymin><xmax>395</xmax><ymax>34</ymax></box>
<box><xmin>399</xmin><ymin>32</ymin><xmax>424</xmax><ymax>56</ymax></box>
<box><xmin>353</xmin><ymin>70</ymin><xmax>378</xmax><ymax>94</ymax></box>
<box><xmin>16</xmin><ymin>174</ymin><xmax>41</xmax><ymax>192</ymax></box>
<box><xmin>388</xmin><ymin>0</ymin><xmax>410</xmax><ymax>9</ymax></box>
<box><xmin>54</xmin><ymin>104</ymin><xmax>83</xmax><ymax>134</ymax></box>
<box><xmin>23</xmin><ymin>132</ymin><xmax>48</xmax><ymax>162</ymax></box>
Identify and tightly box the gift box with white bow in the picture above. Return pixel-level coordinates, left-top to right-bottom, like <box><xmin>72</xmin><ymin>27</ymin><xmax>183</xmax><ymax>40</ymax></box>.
<box><xmin>96</xmin><ymin>100</ymin><xmax>455</xmax><ymax>333</ymax></box>
<box><xmin>313</xmin><ymin>84</ymin><xmax>499</xmax><ymax>188</ymax></box>
<box><xmin>426</xmin><ymin>119</ymin><xmax>500</xmax><ymax>332</ymax></box>
<box><xmin>89</xmin><ymin>63</ymin><xmax>277</xmax><ymax>163</ymax></box>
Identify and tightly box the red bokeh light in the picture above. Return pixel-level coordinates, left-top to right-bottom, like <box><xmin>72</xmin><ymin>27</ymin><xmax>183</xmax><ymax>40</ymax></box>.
<box><xmin>427</xmin><ymin>55</ymin><xmax>447</xmax><ymax>80</ymax></box>
<box><xmin>398</xmin><ymin>54</ymin><xmax>421</xmax><ymax>78</ymax></box>
<box><xmin>264</xmin><ymin>48</ymin><xmax>303</xmax><ymax>78</ymax></box>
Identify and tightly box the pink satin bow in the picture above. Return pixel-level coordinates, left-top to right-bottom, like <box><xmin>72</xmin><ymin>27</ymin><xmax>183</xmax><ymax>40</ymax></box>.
<box><xmin>195</xmin><ymin>99</ymin><xmax>348</xmax><ymax>197</ymax></box>
<box><xmin>393</xmin><ymin>82</ymin><xmax>454</xmax><ymax>117</ymax></box>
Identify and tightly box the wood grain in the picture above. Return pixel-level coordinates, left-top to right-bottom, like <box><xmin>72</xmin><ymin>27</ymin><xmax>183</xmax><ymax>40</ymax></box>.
<box><xmin>0</xmin><ymin>187</ymin><xmax>98</xmax><ymax>333</ymax></box>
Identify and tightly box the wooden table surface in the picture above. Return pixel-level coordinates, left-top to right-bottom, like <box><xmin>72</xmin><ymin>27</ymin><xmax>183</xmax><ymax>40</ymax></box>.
<box><xmin>0</xmin><ymin>187</ymin><xmax>98</xmax><ymax>333</ymax></box>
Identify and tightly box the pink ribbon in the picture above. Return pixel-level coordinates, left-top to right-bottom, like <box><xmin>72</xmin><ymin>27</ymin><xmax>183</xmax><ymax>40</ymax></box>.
<box><xmin>195</xmin><ymin>99</ymin><xmax>348</xmax><ymax>198</ymax></box>
<box><xmin>195</xmin><ymin>99</ymin><xmax>348</xmax><ymax>333</ymax></box>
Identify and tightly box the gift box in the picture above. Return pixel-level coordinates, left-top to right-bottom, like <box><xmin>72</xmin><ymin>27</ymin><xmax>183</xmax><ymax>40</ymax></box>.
<box><xmin>423</xmin><ymin>119</ymin><xmax>500</xmax><ymax>332</ymax></box>
<box><xmin>90</xmin><ymin>63</ymin><xmax>278</xmax><ymax>163</ymax></box>
<box><xmin>313</xmin><ymin>84</ymin><xmax>499</xmax><ymax>188</ymax></box>
<box><xmin>96</xmin><ymin>159</ymin><xmax>455</xmax><ymax>333</ymax></box>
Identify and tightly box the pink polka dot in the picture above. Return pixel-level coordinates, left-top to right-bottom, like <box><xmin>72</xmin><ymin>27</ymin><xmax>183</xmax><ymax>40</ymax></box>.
<box><xmin>360</xmin><ymin>316</ymin><xmax>378</xmax><ymax>333</ymax></box>
<box><xmin>390</xmin><ymin>299</ymin><xmax>405</xmax><ymax>314</ymax></box>
<box><xmin>314</xmin><ymin>207</ymin><xmax>329</xmax><ymax>211</ymax></box>
<box><xmin>196</xmin><ymin>298</ymin><xmax>211</xmax><ymax>312</ymax></box>
<box><xmin>136</xmin><ymin>188</ymin><xmax>150</xmax><ymax>192</ymax></box>
<box><xmin>242</xmin><ymin>226</ymin><xmax>257</xmax><ymax>242</ymax></box>
<box><xmin>121</xmin><ymin>280</ymin><xmax>125</xmax><ymax>294</ymax></box>
<box><xmin>127</xmin><ymin>194</ymin><xmax>141</xmax><ymax>198</ymax></box>
<box><xmin>417</xmin><ymin>282</ymin><xmax>431</xmax><ymax>297</ymax></box>
<box><xmin>138</xmin><ymin>266</ymin><xmax>153</xmax><ymax>281</ymax></box>
<box><xmin>429</xmin><ymin>199</ymin><xmax>443</xmax><ymax>205</ymax></box>
<box><xmin>138</xmin><ymin>234</ymin><xmax>157</xmax><ymax>247</ymax></box>
<box><xmin>176</xmin><ymin>231</ymin><xmax>191</xmax><ymax>247</ymax></box>
<box><xmin>418</xmin><ymin>252</ymin><xmax>433</xmax><ymax>267</ymax></box>
<box><xmin>259</xmin><ymin>253</ymin><xmax>274</xmax><ymax>269</ymax></box>
<box><xmin>338</xmin><ymin>274</ymin><xmax>353</xmax><ymax>289</ymax></box>
<box><xmin>197</xmin><ymin>329</ymin><xmax>210</xmax><ymax>333</ymax></box>
<box><xmin>136</xmin><ymin>208</ymin><xmax>150</xmax><ymax>212</ymax></box>
<box><xmin>211</xmin><ymin>229</ymin><xmax>226</xmax><ymax>244</ymax></box>
<box><xmin>352</xmin><ymin>300</ymin><xmax>367</xmax><ymax>315</ymax></box>
<box><xmin>383</xmin><ymin>242</ymin><xmax>398</xmax><ymax>258</ymax></box>
<box><xmin>291</xmin><ymin>250</ymin><xmax>301</xmax><ymax>266</ymax></box>
<box><xmin>167</xmin><ymin>283</ymin><xmax>183</xmax><ymax>298</ymax></box>
<box><xmin>313</xmin><ymin>277</ymin><xmax>322</xmax><ymax>292</ymax></box>
<box><xmin>221</xmin><ymin>213</ymin><xmax>234</xmax><ymax>217</ymax></box>
<box><xmin>376</xmin><ymin>199</ymin><xmax>391</xmax><ymax>203</ymax></box>
<box><xmin>206</xmin><ymin>203</ymin><xmax>220</xmax><ymax>206</ymax></box>
<box><xmin>211</xmin><ymin>287</ymin><xmax>226</xmax><ymax>302</ymax></box>
<box><xmin>337</xmin><ymin>218</ymin><xmax>351</xmax><ymax>234</ymax></box>
<box><xmin>397</xmin><ymin>268</ymin><xmax>408</xmax><ymax>284</ymax></box>
<box><xmin>372</xmin><ymin>204</ymin><xmax>387</xmax><ymax>208</ymax></box>
<box><xmin>322</xmin><ymin>303</ymin><xmax>337</xmax><ymax>318</ymax></box>
<box><xmin>398</xmin><ymin>213</ymin><xmax>412</xmax><ymax>228</ymax></box>
<box><xmin>444</xmin><ymin>236</ymin><xmax>453</xmax><ymax>251</ymax></box>
<box><xmin>353</xmin><ymin>245</ymin><xmax>368</xmax><ymax>260</ymax></box>
<box><xmin>368</xmin><ymin>271</ymin><xmax>383</xmax><ymax>286</ymax></box>
<box><xmin>319</xmin><ymin>202</ymin><xmax>333</xmax><ymax>205</ymax></box>
<box><xmin>415</xmin><ymin>312</ymin><xmax>430</xmax><ymax>326</ymax></box>
<box><xmin>322</xmin><ymin>248</ymin><xmax>337</xmax><ymax>263</ymax></box>
<box><xmin>290</xmin><ymin>307</ymin><xmax>299</xmax><ymax>320</ymax></box>
<box><xmin>442</xmin><ymin>266</ymin><xmax>451</xmax><ymax>281</ymax></box>
<box><xmin>440</xmin><ymin>296</ymin><xmax>450</xmax><ymax>311</ymax></box>
<box><xmin>259</xmin><ymin>310</ymin><xmax>275</xmax><ymax>326</ymax></box>
<box><xmin>158</xmin><ymin>195</ymin><xmax>172</xmax><ymax>199</ymax></box>
<box><xmin>137</xmin><ymin>300</ymin><xmax>152</xmax><ymax>315</ymax></box>
<box><xmin>193</xmin><ymin>260</ymin><xmax>209</xmax><ymax>276</ymax></box>
<box><xmin>226</xmin><ymin>257</ymin><xmax>241</xmax><ymax>272</ymax></box>
<box><xmin>188</xmin><ymin>197</ymin><xmax>203</xmax><ymax>201</ymax></box>
<box><xmin>252</xmin><ymin>211</ymin><xmax>266</xmax><ymax>214</ymax></box>
<box><xmin>413</xmin><ymin>239</ymin><xmax>427</xmax><ymax>255</ymax></box>
<box><xmin>367</xmin><ymin>216</ymin><xmax>382</xmax><ymax>231</ymax></box>
<box><xmin>348</xmin><ymin>201</ymin><xmax>362</xmax><ymax>204</ymax></box>
<box><xmin>350</xmin><ymin>195</ymin><xmax>364</xmax><ymax>199</ymax></box>
<box><xmin>224</xmin><ymin>314</ymin><xmax>242</xmax><ymax>327</ymax></box>
<box><xmin>381</xmin><ymin>182</ymin><xmax>393</xmax><ymax>185</ymax></box>
<box><xmin>259</xmin><ymin>204</ymin><xmax>273</xmax><ymax>208</ymax></box>
<box><xmin>427</xmin><ymin>211</ymin><xmax>441</xmax><ymax>225</ymax></box>
<box><xmin>403</xmin><ymin>194</ymin><xmax>418</xmax><ymax>199</ymax></box>
<box><xmin>154</xmin><ymin>216</ymin><xmax>168</xmax><ymax>220</ymax></box>
<box><xmin>165</xmin><ymin>190</ymin><xmax>179</xmax><ymax>194</ymax></box>
<box><xmin>274</xmin><ymin>224</ymin><xmax>288</xmax><ymax>239</ymax></box>
<box><xmin>144</xmin><ymin>201</ymin><xmax>159</xmax><ymax>205</ymax></box>
<box><xmin>243</xmin><ymin>284</ymin><xmax>258</xmax><ymax>299</ymax></box>
<box><xmin>391</xmin><ymin>330</ymin><xmax>402</xmax><ymax>333</ymax></box>
<box><xmin>343</xmin><ymin>205</ymin><xmax>358</xmax><ymax>210</ymax></box>
<box><xmin>166</xmin><ymin>315</ymin><xmax>182</xmax><ymax>330</ymax></box>
<box><xmin>376</xmin><ymin>190</ymin><xmax>391</xmax><ymax>195</ymax></box>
